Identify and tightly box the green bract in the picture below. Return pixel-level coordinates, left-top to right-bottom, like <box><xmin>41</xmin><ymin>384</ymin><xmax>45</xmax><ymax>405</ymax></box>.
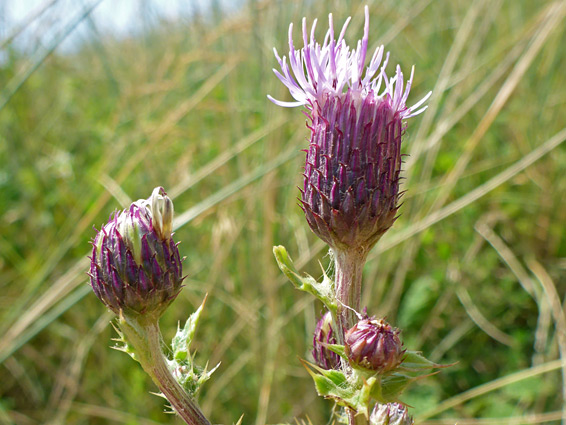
<box><xmin>302</xmin><ymin>348</ymin><xmax>448</xmax><ymax>418</ymax></box>
<box><xmin>273</xmin><ymin>245</ymin><xmax>337</xmax><ymax>314</ymax></box>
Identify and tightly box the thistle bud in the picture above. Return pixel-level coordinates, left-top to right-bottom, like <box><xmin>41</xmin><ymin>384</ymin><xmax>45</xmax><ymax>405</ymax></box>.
<box><xmin>312</xmin><ymin>311</ymin><xmax>340</xmax><ymax>370</ymax></box>
<box><xmin>344</xmin><ymin>316</ymin><xmax>404</xmax><ymax>373</ymax></box>
<box><xmin>89</xmin><ymin>187</ymin><xmax>183</xmax><ymax>318</ymax></box>
<box><xmin>370</xmin><ymin>403</ymin><xmax>413</xmax><ymax>425</ymax></box>
<box><xmin>269</xmin><ymin>7</ymin><xmax>430</xmax><ymax>251</ymax></box>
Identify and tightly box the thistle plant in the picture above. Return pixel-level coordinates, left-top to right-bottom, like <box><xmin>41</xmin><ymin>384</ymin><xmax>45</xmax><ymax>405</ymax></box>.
<box><xmin>88</xmin><ymin>8</ymin><xmax>439</xmax><ymax>425</ymax></box>
<box><xmin>89</xmin><ymin>187</ymin><xmax>214</xmax><ymax>425</ymax></box>
<box><xmin>271</xmin><ymin>6</ymin><xmax>444</xmax><ymax>424</ymax></box>
<box><xmin>370</xmin><ymin>403</ymin><xmax>414</xmax><ymax>425</ymax></box>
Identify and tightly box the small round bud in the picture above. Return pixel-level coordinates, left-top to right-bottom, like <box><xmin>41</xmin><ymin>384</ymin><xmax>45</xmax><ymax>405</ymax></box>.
<box><xmin>89</xmin><ymin>187</ymin><xmax>183</xmax><ymax>317</ymax></box>
<box><xmin>312</xmin><ymin>311</ymin><xmax>340</xmax><ymax>370</ymax></box>
<box><xmin>370</xmin><ymin>403</ymin><xmax>413</xmax><ymax>425</ymax></box>
<box><xmin>344</xmin><ymin>317</ymin><xmax>404</xmax><ymax>373</ymax></box>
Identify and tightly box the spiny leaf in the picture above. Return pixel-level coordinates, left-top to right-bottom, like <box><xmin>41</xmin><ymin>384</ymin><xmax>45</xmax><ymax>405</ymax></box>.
<box><xmin>399</xmin><ymin>351</ymin><xmax>454</xmax><ymax>375</ymax></box>
<box><xmin>172</xmin><ymin>293</ymin><xmax>208</xmax><ymax>357</ymax></box>
<box><xmin>325</xmin><ymin>343</ymin><xmax>348</xmax><ymax>360</ymax></box>
<box><xmin>273</xmin><ymin>245</ymin><xmax>337</xmax><ymax>313</ymax></box>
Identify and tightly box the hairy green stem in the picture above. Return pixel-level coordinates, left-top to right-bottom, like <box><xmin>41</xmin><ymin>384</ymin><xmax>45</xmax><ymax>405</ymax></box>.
<box><xmin>334</xmin><ymin>249</ymin><xmax>370</xmax><ymax>425</ymax></box>
<box><xmin>333</xmin><ymin>248</ymin><xmax>368</xmax><ymax>343</ymax></box>
<box><xmin>119</xmin><ymin>315</ymin><xmax>211</xmax><ymax>425</ymax></box>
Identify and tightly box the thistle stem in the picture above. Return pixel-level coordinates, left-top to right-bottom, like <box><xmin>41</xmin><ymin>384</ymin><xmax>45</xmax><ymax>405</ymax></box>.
<box><xmin>333</xmin><ymin>248</ymin><xmax>368</xmax><ymax>344</ymax></box>
<box><xmin>119</xmin><ymin>315</ymin><xmax>211</xmax><ymax>425</ymax></box>
<box><xmin>334</xmin><ymin>249</ymin><xmax>370</xmax><ymax>425</ymax></box>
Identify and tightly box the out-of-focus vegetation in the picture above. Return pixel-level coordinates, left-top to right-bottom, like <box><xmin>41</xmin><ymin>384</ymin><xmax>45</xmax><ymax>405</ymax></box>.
<box><xmin>1</xmin><ymin>0</ymin><xmax>566</xmax><ymax>424</ymax></box>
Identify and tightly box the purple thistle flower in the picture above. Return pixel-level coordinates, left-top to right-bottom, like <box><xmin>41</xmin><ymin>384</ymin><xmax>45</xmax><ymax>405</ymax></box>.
<box><xmin>269</xmin><ymin>6</ymin><xmax>431</xmax><ymax>251</ymax></box>
<box><xmin>312</xmin><ymin>311</ymin><xmax>341</xmax><ymax>370</ymax></box>
<box><xmin>344</xmin><ymin>315</ymin><xmax>404</xmax><ymax>373</ymax></box>
<box><xmin>89</xmin><ymin>187</ymin><xmax>183</xmax><ymax>317</ymax></box>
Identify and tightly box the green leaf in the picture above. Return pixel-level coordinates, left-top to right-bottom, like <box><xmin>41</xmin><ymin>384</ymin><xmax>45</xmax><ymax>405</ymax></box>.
<box><xmin>172</xmin><ymin>294</ymin><xmax>208</xmax><ymax>356</ymax></box>
<box><xmin>378</xmin><ymin>373</ymin><xmax>412</xmax><ymax>403</ymax></box>
<box><xmin>399</xmin><ymin>351</ymin><xmax>453</xmax><ymax>375</ymax></box>
<box><xmin>325</xmin><ymin>343</ymin><xmax>348</xmax><ymax>360</ymax></box>
<box><xmin>110</xmin><ymin>320</ymin><xmax>139</xmax><ymax>362</ymax></box>
<box><xmin>168</xmin><ymin>295</ymin><xmax>220</xmax><ymax>396</ymax></box>
<box><xmin>301</xmin><ymin>359</ymin><xmax>375</xmax><ymax>415</ymax></box>
<box><xmin>367</xmin><ymin>351</ymin><xmax>452</xmax><ymax>403</ymax></box>
<box><xmin>273</xmin><ymin>245</ymin><xmax>337</xmax><ymax>313</ymax></box>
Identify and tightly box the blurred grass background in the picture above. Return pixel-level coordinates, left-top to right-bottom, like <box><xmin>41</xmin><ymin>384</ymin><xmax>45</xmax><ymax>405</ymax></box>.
<box><xmin>1</xmin><ymin>0</ymin><xmax>566</xmax><ymax>424</ymax></box>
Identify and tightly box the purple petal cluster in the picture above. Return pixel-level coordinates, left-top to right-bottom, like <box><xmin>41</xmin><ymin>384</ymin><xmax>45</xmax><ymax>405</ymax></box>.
<box><xmin>89</xmin><ymin>187</ymin><xmax>183</xmax><ymax>317</ymax></box>
<box><xmin>344</xmin><ymin>316</ymin><xmax>404</xmax><ymax>373</ymax></box>
<box><xmin>269</xmin><ymin>6</ymin><xmax>430</xmax><ymax>251</ymax></box>
<box><xmin>312</xmin><ymin>311</ymin><xmax>340</xmax><ymax>370</ymax></box>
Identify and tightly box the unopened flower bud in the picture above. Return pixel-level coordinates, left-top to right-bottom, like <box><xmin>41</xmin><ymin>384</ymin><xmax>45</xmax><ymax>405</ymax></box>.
<box><xmin>149</xmin><ymin>186</ymin><xmax>174</xmax><ymax>240</ymax></box>
<box><xmin>312</xmin><ymin>311</ymin><xmax>340</xmax><ymax>370</ymax></box>
<box><xmin>89</xmin><ymin>187</ymin><xmax>183</xmax><ymax>317</ymax></box>
<box><xmin>344</xmin><ymin>316</ymin><xmax>404</xmax><ymax>373</ymax></box>
<box><xmin>370</xmin><ymin>403</ymin><xmax>413</xmax><ymax>425</ymax></box>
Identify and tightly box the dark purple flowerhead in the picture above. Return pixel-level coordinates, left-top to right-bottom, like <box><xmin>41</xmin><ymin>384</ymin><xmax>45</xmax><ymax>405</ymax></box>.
<box><xmin>269</xmin><ymin>6</ymin><xmax>430</xmax><ymax>252</ymax></box>
<box><xmin>344</xmin><ymin>316</ymin><xmax>404</xmax><ymax>373</ymax></box>
<box><xmin>89</xmin><ymin>187</ymin><xmax>183</xmax><ymax>318</ymax></box>
<box><xmin>312</xmin><ymin>311</ymin><xmax>340</xmax><ymax>370</ymax></box>
<box><xmin>370</xmin><ymin>403</ymin><xmax>413</xmax><ymax>425</ymax></box>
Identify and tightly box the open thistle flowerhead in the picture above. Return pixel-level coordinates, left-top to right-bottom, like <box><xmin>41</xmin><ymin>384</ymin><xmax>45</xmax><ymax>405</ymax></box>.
<box><xmin>89</xmin><ymin>187</ymin><xmax>183</xmax><ymax>318</ymax></box>
<box><xmin>269</xmin><ymin>6</ymin><xmax>431</xmax><ymax>252</ymax></box>
<box><xmin>344</xmin><ymin>315</ymin><xmax>404</xmax><ymax>373</ymax></box>
<box><xmin>312</xmin><ymin>311</ymin><xmax>341</xmax><ymax>370</ymax></box>
<box><xmin>370</xmin><ymin>403</ymin><xmax>413</xmax><ymax>425</ymax></box>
